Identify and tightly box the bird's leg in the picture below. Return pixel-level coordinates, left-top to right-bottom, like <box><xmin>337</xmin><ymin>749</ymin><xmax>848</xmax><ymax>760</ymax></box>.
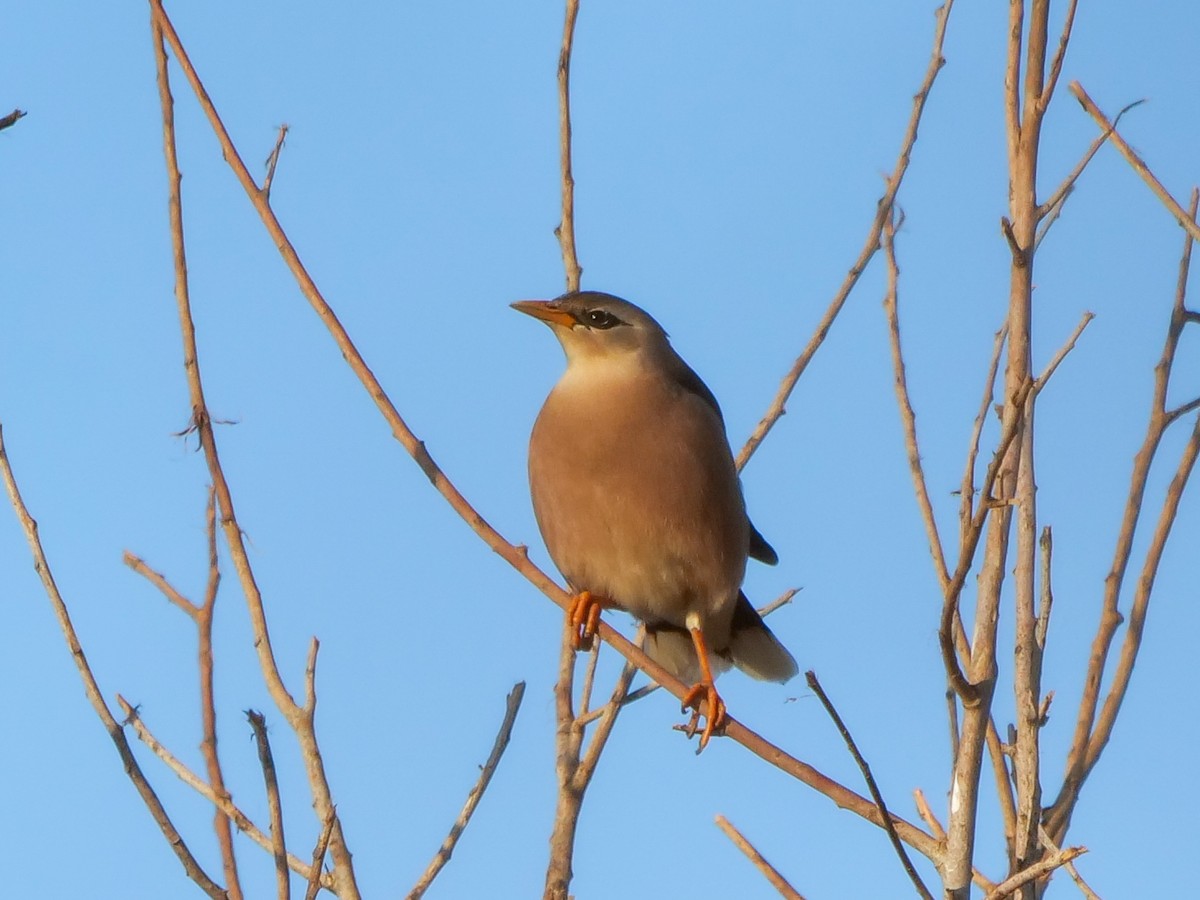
<box><xmin>567</xmin><ymin>590</ymin><xmax>605</xmax><ymax>651</ymax></box>
<box><xmin>680</xmin><ymin>626</ymin><xmax>727</xmax><ymax>752</ymax></box>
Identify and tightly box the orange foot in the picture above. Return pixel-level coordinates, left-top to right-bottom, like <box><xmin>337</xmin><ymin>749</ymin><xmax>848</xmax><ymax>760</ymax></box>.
<box><xmin>680</xmin><ymin>680</ymin><xmax>727</xmax><ymax>753</ymax></box>
<box><xmin>567</xmin><ymin>590</ymin><xmax>604</xmax><ymax>651</ymax></box>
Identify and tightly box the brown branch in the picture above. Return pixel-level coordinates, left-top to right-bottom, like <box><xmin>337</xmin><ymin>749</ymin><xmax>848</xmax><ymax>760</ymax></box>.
<box><xmin>736</xmin><ymin>0</ymin><xmax>956</xmax><ymax>471</ymax></box>
<box><xmin>304</xmin><ymin>815</ymin><xmax>336</xmax><ymax>900</ymax></box>
<box><xmin>262</xmin><ymin>124</ymin><xmax>289</xmax><ymax>200</ymax></box>
<box><xmin>147</xmin><ymin>7</ymin><xmax>356</xmax><ymax>892</ymax></box>
<box><xmin>959</xmin><ymin>325</ymin><xmax>1007</xmax><ymax>532</ymax></box>
<box><xmin>806</xmin><ymin>672</ymin><xmax>934</xmax><ymax>900</ymax></box>
<box><xmin>715</xmin><ymin>815</ymin><xmax>806</xmax><ymax>900</ymax></box>
<box><xmin>1070</xmin><ymin>82</ymin><xmax>1200</xmax><ymax>243</ymax></box>
<box><xmin>1038</xmin><ymin>99</ymin><xmax>1145</xmax><ymax>222</ymax></box>
<box><xmin>1039</xmin><ymin>826</ymin><xmax>1102</xmax><ymax>900</ymax></box>
<box><xmin>981</xmin><ymin>846</ymin><xmax>1087</xmax><ymax>900</ymax></box>
<box><xmin>554</xmin><ymin>0</ymin><xmax>582</xmax><ymax>291</ymax></box>
<box><xmin>248</xmin><ymin>711</ymin><xmax>289</xmax><ymax>900</ymax></box>
<box><xmin>0</xmin><ymin>426</ymin><xmax>227</xmax><ymax>899</ymax></box>
<box><xmin>407</xmin><ymin>682</ymin><xmax>526</xmax><ymax>900</ymax></box>
<box><xmin>913</xmin><ymin>789</ymin><xmax>946</xmax><ymax>842</ymax></box>
<box><xmin>882</xmin><ymin>207</ymin><xmax>951</xmax><ymax>594</ymax></box>
<box><xmin>124</xmin><ymin>489</ymin><xmax>243</xmax><ymax>899</ymax></box>
<box><xmin>1046</xmin><ymin>190</ymin><xmax>1200</xmax><ymax>842</ymax></box>
<box><xmin>1032</xmin><ymin>312</ymin><xmax>1094</xmax><ymax>394</ymax></box>
<box><xmin>545</xmin><ymin>625</ymin><xmax>585</xmax><ymax>900</ymax></box>
<box><xmin>1035</xmin><ymin>527</ymin><xmax>1054</xmax><ymax>650</ymax></box>
<box><xmin>1038</xmin><ymin>0</ymin><xmax>1079</xmax><ymax>112</ymax></box>
<box><xmin>117</xmin><ymin>696</ymin><xmax>333</xmax><ymax>889</ymax></box>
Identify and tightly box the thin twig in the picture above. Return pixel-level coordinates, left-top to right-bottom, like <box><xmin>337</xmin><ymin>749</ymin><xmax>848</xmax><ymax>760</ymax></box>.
<box><xmin>1035</xmin><ymin>527</ymin><xmax>1054</xmax><ymax>650</ymax></box>
<box><xmin>126</xmin><ymin>489</ymin><xmax>243</xmax><ymax>899</ymax></box>
<box><xmin>148</xmin><ymin>7</ymin><xmax>356</xmax><ymax>892</ymax></box>
<box><xmin>1046</xmin><ymin>190</ymin><xmax>1200</xmax><ymax>842</ymax></box>
<box><xmin>882</xmin><ymin>205</ymin><xmax>950</xmax><ymax>588</ymax></box>
<box><xmin>737</xmin><ymin>0</ymin><xmax>956</xmax><ymax>471</ymax></box>
<box><xmin>806</xmin><ymin>672</ymin><xmax>934</xmax><ymax>900</ymax></box>
<box><xmin>715</xmin><ymin>815</ymin><xmax>806</xmax><ymax>900</ymax></box>
<box><xmin>117</xmin><ymin>695</ymin><xmax>333</xmax><ymax>889</ymax></box>
<box><xmin>304</xmin><ymin>815</ymin><xmax>336</xmax><ymax>900</ymax></box>
<box><xmin>1039</xmin><ymin>825</ymin><xmax>1102</xmax><ymax>900</ymax></box>
<box><xmin>1038</xmin><ymin>99</ymin><xmax>1145</xmax><ymax>222</ymax></box>
<box><xmin>1032</xmin><ymin>312</ymin><xmax>1094</xmax><ymax>394</ymax></box>
<box><xmin>912</xmin><ymin>789</ymin><xmax>946</xmax><ymax>842</ymax></box>
<box><xmin>0</xmin><ymin>425</ymin><xmax>226</xmax><ymax>899</ymax></box>
<box><xmin>407</xmin><ymin>683</ymin><xmax>526</xmax><ymax>900</ymax></box>
<box><xmin>1070</xmin><ymin>83</ymin><xmax>1200</xmax><ymax>243</ymax></box>
<box><xmin>554</xmin><ymin>0</ymin><xmax>582</xmax><ymax>291</ymax></box>
<box><xmin>980</xmin><ymin>846</ymin><xmax>1087</xmax><ymax>900</ymax></box>
<box><xmin>262</xmin><ymin>124</ymin><xmax>289</xmax><ymax>200</ymax></box>
<box><xmin>959</xmin><ymin>325</ymin><xmax>1008</xmax><ymax>532</ymax></box>
<box><xmin>1038</xmin><ymin>0</ymin><xmax>1079</xmax><ymax>111</ymax></box>
<box><xmin>248</xmin><ymin>711</ymin><xmax>289</xmax><ymax>900</ymax></box>
<box><xmin>546</xmin><ymin>623</ymin><xmax>585</xmax><ymax>900</ymax></box>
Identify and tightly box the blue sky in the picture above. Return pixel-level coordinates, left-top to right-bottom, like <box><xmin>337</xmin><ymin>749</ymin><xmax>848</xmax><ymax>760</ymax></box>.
<box><xmin>2</xmin><ymin>2</ymin><xmax>1198</xmax><ymax>897</ymax></box>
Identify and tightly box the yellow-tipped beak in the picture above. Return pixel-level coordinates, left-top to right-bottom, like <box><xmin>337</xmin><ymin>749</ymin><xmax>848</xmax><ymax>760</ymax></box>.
<box><xmin>511</xmin><ymin>300</ymin><xmax>577</xmax><ymax>328</ymax></box>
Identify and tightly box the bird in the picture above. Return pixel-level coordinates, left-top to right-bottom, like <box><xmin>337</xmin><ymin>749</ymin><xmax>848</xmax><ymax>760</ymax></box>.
<box><xmin>513</xmin><ymin>290</ymin><xmax>797</xmax><ymax>750</ymax></box>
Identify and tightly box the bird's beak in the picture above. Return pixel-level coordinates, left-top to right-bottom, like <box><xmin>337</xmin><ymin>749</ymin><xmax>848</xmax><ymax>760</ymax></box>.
<box><xmin>511</xmin><ymin>299</ymin><xmax>576</xmax><ymax>328</ymax></box>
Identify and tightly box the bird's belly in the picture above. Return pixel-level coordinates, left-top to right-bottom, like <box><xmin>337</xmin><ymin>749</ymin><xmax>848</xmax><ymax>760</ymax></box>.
<box><xmin>529</xmin><ymin>383</ymin><xmax>748</xmax><ymax>630</ymax></box>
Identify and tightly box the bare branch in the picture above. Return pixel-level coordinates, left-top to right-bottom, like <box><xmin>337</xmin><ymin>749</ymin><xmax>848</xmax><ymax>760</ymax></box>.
<box><xmin>117</xmin><ymin>696</ymin><xmax>333</xmax><ymax>889</ymax></box>
<box><xmin>913</xmin><ymin>789</ymin><xmax>946</xmax><ymax>842</ymax></box>
<box><xmin>806</xmin><ymin>672</ymin><xmax>934</xmax><ymax>900</ymax></box>
<box><xmin>1032</xmin><ymin>312</ymin><xmax>1095</xmax><ymax>394</ymax></box>
<box><xmin>546</xmin><ymin>624</ymin><xmax>585</xmax><ymax>900</ymax></box>
<box><xmin>407</xmin><ymin>682</ymin><xmax>526</xmax><ymax>900</ymax></box>
<box><xmin>736</xmin><ymin>0</ymin><xmax>957</xmax><ymax>471</ymax></box>
<box><xmin>1036</xmin><ymin>527</ymin><xmax>1054</xmax><ymax>650</ymax></box>
<box><xmin>148</xmin><ymin>7</ymin><xmax>356</xmax><ymax>891</ymax></box>
<box><xmin>1040</xmin><ymin>826</ymin><xmax>1103</xmax><ymax>900</ymax></box>
<box><xmin>715</xmin><ymin>815</ymin><xmax>807</xmax><ymax>900</ymax></box>
<box><xmin>0</xmin><ymin>424</ymin><xmax>227</xmax><ymax>899</ymax></box>
<box><xmin>1039</xmin><ymin>0</ymin><xmax>1080</xmax><ymax>111</ymax></box>
<box><xmin>247</xmin><ymin>711</ymin><xmax>289</xmax><ymax>900</ymax></box>
<box><xmin>1046</xmin><ymin>190</ymin><xmax>1200</xmax><ymax>842</ymax></box>
<box><xmin>304</xmin><ymin>815</ymin><xmax>336</xmax><ymax>900</ymax></box>
<box><xmin>554</xmin><ymin>0</ymin><xmax>582</xmax><ymax>291</ymax></box>
<box><xmin>262</xmin><ymin>124</ymin><xmax>289</xmax><ymax>200</ymax></box>
<box><xmin>980</xmin><ymin>846</ymin><xmax>1087</xmax><ymax>900</ymax></box>
<box><xmin>1038</xmin><ymin>99</ymin><xmax>1145</xmax><ymax>222</ymax></box>
<box><xmin>123</xmin><ymin>551</ymin><xmax>201</xmax><ymax>619</ymax></box>
<box><xmin>1070</xmin><ymin>82</ymin><xmax>1200</xmax><ymax>243</ymax></box>
<box><xmin>882</xmin><ymin>205</ymin><xmax>950</xmax><ymax>591</ymax></box>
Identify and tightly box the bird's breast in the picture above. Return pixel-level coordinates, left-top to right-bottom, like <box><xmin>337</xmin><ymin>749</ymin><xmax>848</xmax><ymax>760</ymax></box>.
<box><xmin>528</xmin><ymin>366</ymin><xmax>748</xmax><ymax>632</ymax></box>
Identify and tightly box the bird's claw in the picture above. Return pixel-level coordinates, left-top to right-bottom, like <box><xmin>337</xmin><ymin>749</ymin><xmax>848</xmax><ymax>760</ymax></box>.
<box><xmin>568</xmin><ymin>590</ymin><xmax>604</xmax><ymax>651</ymax></box>
<box><xmin>680</xmin><ymin>681</ymin><xmax>727</xmax><ymax>753</ymax></box>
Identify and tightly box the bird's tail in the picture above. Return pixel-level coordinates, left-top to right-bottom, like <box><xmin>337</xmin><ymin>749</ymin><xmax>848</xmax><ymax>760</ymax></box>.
<box><xmin>642</xmin><ymin>593</ymin><xmax>797</xmax><ymax>685</ymax></box>
<box><xmin>726</xmin><ymin>592</ymin><xmax>798</xmax><ymax>683</ymax></box>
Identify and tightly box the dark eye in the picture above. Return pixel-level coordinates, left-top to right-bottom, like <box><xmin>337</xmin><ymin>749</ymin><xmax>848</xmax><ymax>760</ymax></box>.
<box><xmin>583</xmin><ymin>308</ymin><xmax>620</xmax><ymax>329</ymax></box>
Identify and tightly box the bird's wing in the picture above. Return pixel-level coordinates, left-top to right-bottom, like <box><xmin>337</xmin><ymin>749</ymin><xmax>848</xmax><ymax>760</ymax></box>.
<box><xmin>669</xmin><ymin>354</ymin><xmax>779</xmax><ymax>566</ymax></box>
<box><xmin>748</xmin><ymin>523</ymin><xmax>778</xmax><ymax>566</ymax></box>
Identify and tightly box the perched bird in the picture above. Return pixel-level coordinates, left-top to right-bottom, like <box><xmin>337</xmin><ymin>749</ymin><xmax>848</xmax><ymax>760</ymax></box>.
<box><xmin>513</xmin><ymin>290</ymin><xmax>797</xmax><ymax>750</ymax></box>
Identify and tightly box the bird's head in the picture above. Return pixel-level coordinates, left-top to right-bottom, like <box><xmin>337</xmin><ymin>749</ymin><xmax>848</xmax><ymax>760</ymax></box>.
<box><xmin>511</xmin><ymin>291</ymin><xmax>671</xmax><ymax>365</ymax></box>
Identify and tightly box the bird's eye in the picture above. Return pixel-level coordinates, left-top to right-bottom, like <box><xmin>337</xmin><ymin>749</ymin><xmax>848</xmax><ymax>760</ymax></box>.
<box><xmin>583</xmin><ymin>309</ymin><xmax>620</xmax><ymax>329</ymax></box>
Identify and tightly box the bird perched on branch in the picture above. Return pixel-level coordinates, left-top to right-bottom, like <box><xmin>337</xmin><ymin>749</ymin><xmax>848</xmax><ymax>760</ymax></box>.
<box><xmin>513</xmin><ymin>290</ymin><xmax>797</xmax><ymax>751</ymax></box>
